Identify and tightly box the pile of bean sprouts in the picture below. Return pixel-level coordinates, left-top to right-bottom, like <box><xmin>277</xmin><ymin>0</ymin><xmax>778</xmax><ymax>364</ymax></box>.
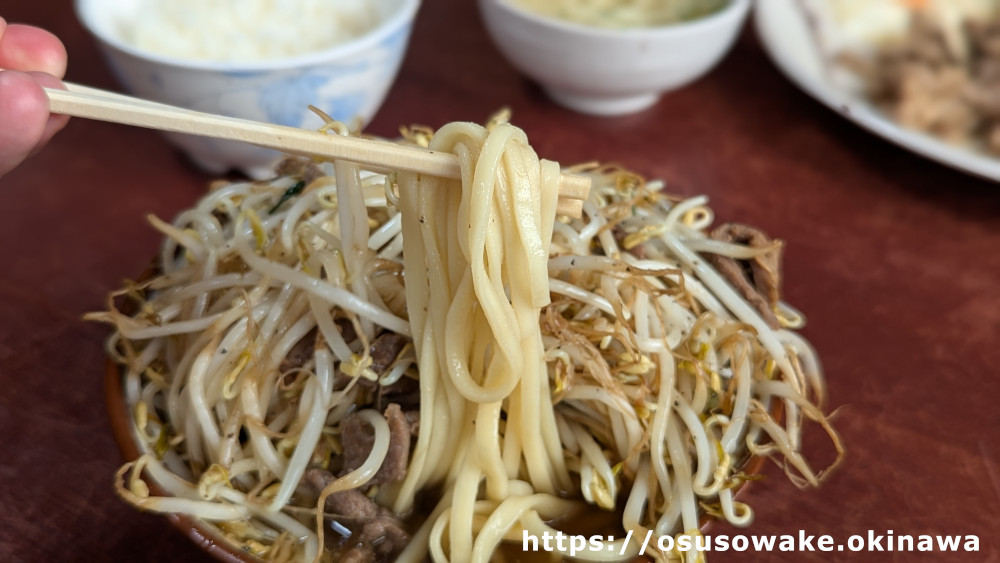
<box><xmin>89</xmin><ymin>115</ymin><xmax>842</xmax><ymax>563</ymax></box>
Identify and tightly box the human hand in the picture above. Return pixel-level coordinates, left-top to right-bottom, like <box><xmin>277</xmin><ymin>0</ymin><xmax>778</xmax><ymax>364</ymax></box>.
<box><xmin>0</xmin><ymin>16</ymin><xmax>69</xmax><ymax>177</ymax></box>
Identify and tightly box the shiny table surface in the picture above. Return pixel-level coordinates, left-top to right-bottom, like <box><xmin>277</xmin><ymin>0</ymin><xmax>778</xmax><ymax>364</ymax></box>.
<box><xmin>2</xmin><ymin>1</ymin><xmax>999</xmax><ymax>561</ymax></box>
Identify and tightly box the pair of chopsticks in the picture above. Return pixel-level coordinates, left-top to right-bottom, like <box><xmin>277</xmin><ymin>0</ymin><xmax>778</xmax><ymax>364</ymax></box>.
<box><xmin>37</xmin><ymin>80</ymin><xmax>589</xmax><ymax>217</ymax></box>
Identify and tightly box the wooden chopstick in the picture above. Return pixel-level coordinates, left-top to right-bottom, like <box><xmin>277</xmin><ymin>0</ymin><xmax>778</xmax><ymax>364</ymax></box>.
<box><xmin>41</xmin><ymin>83</ymin><xmax>589</xmax><ymax>217</ymax></box>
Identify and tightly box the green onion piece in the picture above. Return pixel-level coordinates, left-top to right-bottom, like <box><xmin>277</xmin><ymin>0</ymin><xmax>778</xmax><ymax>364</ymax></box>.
<box><xmin>268</xmin><ymin>180</ymin><xmax>307</xmax><ymax>215</ymax></box>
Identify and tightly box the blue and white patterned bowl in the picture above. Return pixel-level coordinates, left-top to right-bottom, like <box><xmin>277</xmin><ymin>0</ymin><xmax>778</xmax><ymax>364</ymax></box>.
<box><xmin>75</xmin><ymin>0</ymin><xmax>421</xmax><ymax>178</ymax></box>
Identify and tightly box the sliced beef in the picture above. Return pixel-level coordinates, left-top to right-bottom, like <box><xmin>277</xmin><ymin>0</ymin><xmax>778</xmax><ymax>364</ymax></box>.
<box><xmin>377</xmin><ymin>375</ymin><xmax>420</xmax><ymax>413</ymax></box>
<box><xmin>279</xmin><ymin>328</ymin><xmax>318</xmax><ymax>374</ymax></box>
<box><xmin>305</xmin><ymin>468</ymin><xmax>410</xmax><ymax>562</ymax></box>
<box><xmin>341</xmin><ymin>404</ymin><xmax>411</xmax><ymax>485</ymax></box>
<box><xmin>368</xmin><ymin>331</ymin><xmax>418</xmax><ymax>412</ymax></box>
<box><xmin>331</xmin><ymin>329</ymin><xmax>409</xmax><ymax>392</ymax></box>
<box><xmin>402</xmin><ymin>409</ymin><xmax>420</xmax><ymax>436</ymax></box>
<box><xmin>356</xmin><ymin>516</ymin><xmax>409</xmax><ymax>560</ymax></box>
<box><xmin>296</xmin><ymin>334</ymin><xmax>417</xmax><ymax>562</ymax></box>
<box><xmin>368</xmin><ymin>332</ymin><xmax>408</xmax><ymax>376</ymax></box>
<box><xmin>305</xmin><ymin>475</ymin><xmax>380</xmax><ymax>520</ymax></box>
<box><xmin>279</xmin><ymin>318</ymin><xmax>359</xmax><ymax>375</ymax></box>
<box><xmin>338</xmin><ymin>548</ymin><xmax>373</xmax><ymax>563</ymax></box>
<box><xmin>704</xmin><ymin>223</ymin><xmax>783</xmax><ymax>329</ymax></box>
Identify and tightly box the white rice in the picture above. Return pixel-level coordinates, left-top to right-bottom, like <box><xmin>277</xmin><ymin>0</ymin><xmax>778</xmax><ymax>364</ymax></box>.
<box><xmin>118</xmin><ymin>0</ymin><xmax>381</xmax><ymax>62</ymax></box>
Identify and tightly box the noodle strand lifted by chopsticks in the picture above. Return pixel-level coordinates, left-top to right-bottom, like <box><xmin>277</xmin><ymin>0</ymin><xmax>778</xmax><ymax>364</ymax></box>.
<box><xmin>393</xmin><ymin>122</ymin><xmax>572</xmax><ymax>561</ymax></box>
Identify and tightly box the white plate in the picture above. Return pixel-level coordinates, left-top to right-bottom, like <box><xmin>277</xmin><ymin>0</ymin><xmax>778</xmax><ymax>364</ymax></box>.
<box><xmin>754</xmin><ymin>0</ymin><xmax>1000</xmax><ymax>182</ymax></box>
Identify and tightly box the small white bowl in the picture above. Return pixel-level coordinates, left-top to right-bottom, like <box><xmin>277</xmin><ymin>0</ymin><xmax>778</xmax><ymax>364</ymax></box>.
<box><xmin>75</xmin><ymin>0</ymin><xmax>421</xmax><ymax>178</ymax></box>
<box><xmin>478</xmin><ymin>0</ymin><xmax>750</xmax><ymax>116</ymax></box>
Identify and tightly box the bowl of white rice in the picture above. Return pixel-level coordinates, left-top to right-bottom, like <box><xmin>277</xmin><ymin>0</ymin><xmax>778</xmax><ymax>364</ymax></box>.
<box><xmin>75</xmin><ymin>0</ymin><xmax>421</xmax><ymax>178</ymax></box>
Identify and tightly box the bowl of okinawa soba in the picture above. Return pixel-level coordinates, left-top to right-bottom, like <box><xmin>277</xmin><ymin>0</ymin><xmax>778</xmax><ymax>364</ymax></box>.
<box><xmin>95</xmin><ymin>115</ymin><xmax>840</xmax><ymax>562</ymax></box>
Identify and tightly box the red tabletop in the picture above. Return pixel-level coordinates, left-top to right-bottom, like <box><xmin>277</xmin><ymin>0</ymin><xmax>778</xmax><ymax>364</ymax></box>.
<box><xmin>2</xmin><ymin>1</ymin><xmax>998</xmax><ymax>561</ymax></box>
